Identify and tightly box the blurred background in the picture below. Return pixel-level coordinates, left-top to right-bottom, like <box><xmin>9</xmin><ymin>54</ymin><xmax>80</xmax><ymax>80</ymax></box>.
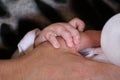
<box><xmin>0</xmin><ymin>0</ymin><xmax>120</xmax><ymax>59</ymax></box>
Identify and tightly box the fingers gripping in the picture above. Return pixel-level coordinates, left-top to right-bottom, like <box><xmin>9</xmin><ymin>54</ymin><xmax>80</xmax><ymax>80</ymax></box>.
<box><xmin>64</xmin><ymin>24</ymin><xmax>81</xmax><ymax>45</ymax></box>
<box><xmin>55</xmin><ymin>23</ymin><xmax>75</xmax><ymax>47</ymax></box>
<box><xmin>69</xmin><ymin>18</ymin><xmax>85</xmax><ymax>31</ymax></box>
<box><xmin>46</xmin><ymin>31</ymin><xmax>60</xmax><ymax>48</ymax></box>
<box><xmin>35</xmin><ymin>31</ymin><xmax>46</xmax><ymax>47</ymax></box>
<box><xmin>34</xmin><ymin>20</ymin><xmax>83</xmax><ymax>49</ymax></box>
<box><xmin>44</xmin><ymin>23</ymin><xmax>74</xmax><ymax>48</ymax></box>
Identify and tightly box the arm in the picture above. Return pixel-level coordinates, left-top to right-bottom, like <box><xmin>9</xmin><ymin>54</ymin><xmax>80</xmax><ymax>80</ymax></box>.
<box><xmin>20</xmin><ymin>37</ymin><xmax>120</xmax><ymax>80</ymax></box>
<box><xmin>0</xmin><ymin>59</ymin><xmax>23</xmax><ymax>80</ymax></box>
<box><xmin>1</xmin><ymin>37</ymin><xmax>120</xmax><ymax>80</ymax></box>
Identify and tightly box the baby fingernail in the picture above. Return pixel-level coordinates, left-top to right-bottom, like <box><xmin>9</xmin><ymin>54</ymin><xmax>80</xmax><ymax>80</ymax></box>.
<box><xmin>54</xmin><ymin>44</ymin><xmax>60</xmax><ymax>48</ymax></box>
<box><xmin>68</xmin><ymin>43</ymin><xmax>73</xmax><ymax>47</ymax></box>
<box><xmin>75</xmin><ymin>37</ymin><xmax>80</xmax><ymax>44</ymax></box>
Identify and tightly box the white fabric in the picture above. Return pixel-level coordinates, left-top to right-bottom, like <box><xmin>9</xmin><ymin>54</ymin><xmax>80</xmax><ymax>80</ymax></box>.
<box><xmin>12</xmin><ymin>29</ymin><xmax>37</xmax><ymax>58</ymax></box>
<box><xmin>101</xmin><ymin>13</ymin><xmax>120</xmax><ymax>66</ymax></box>
<box><xmin>18</xmin><ymin>29</ymin><xmax>36</xmax><ymax>54</ymax></box>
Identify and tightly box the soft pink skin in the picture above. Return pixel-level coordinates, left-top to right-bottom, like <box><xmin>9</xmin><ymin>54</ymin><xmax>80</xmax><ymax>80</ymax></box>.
<box><xmin>35</xmin><ymin>18</ymin><xmax>85</xmax><ymax>48</ymax></box>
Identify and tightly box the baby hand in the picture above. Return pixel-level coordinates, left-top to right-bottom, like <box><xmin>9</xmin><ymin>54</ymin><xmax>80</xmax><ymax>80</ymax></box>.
<box><xmin>35</xmin><ymin>18</ymin><xmax>85</xmax><ymax>48</ymax></box>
